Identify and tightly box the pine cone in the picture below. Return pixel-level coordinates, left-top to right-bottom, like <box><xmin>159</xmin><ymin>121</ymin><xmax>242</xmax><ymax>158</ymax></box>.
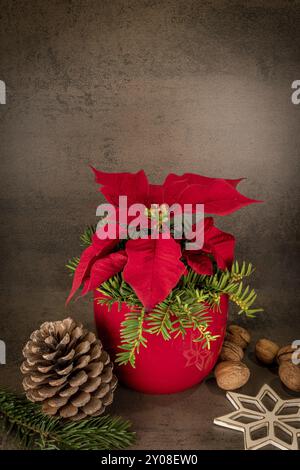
<box><xmin>21</xmin><ymin>317</ymin><xmax>117</xmax><ymax>421</ymax></box>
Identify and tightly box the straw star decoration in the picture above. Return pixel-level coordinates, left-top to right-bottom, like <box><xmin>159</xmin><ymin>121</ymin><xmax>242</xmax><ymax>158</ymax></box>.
<box><xmin>214</xmin><ymin>384</ymin><xmax>300</xmax><ymax>450</ymax></box>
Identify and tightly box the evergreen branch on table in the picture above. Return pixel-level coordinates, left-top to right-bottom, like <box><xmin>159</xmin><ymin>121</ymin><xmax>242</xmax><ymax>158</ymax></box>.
<box><xmin>0</xmin><ymin>389</ymin><xmax>135</xmax><ymax>450</ymax></box>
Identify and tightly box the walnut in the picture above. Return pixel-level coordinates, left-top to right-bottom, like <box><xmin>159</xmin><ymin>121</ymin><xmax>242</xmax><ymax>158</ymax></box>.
<box><xmin>255</xmin><ymin>338</ymin><xmax>280</xmax><ymax>365</ymax></box>
<box><xmin>214</xmin><ymin>360</ymin><xmax>250</xmax><ymax>391</ymax></box>
<box><xmin>219</xmin><ymin>341</ymin><xmax>244</xmax><ymax>362</ymax></box>
<box><xmin>279</xmin><ymin>361</ymin><xmax>300</xmax><ymax>392</ymax></box>
<box><xmin>277</xmin><ymin>345</ymin><xmax>294</xmax><ymax>365</ymax></box>
<box><xmin>226</xmin><ymin>325</ymin><xmax>251</xmax><ymax>349</ymax></box>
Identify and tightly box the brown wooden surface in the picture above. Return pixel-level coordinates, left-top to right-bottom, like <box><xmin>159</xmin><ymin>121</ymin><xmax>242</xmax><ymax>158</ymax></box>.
<box><xmin>0</xmin><ymin>0</ymin><xmax>299</xmax><ymax>450</ymax></box>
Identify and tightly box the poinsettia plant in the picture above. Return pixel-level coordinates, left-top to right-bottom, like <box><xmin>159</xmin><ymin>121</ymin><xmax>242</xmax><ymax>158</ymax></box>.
<box><xmin>66</xmin><ymin>169</ymin><xmax>263</xmax><ymax>366</ymax></box>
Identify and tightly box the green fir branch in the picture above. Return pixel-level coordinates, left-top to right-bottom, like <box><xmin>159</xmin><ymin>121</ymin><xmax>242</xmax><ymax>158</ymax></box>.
<box><xmin>171</xmin><ymin>291</ymin><xmax>217</xmax><ymax>346</ymax></box>
<box><xmin>90</xmin><ymin>261</ymin><xmax>263</xmax><ymax>366</ymax></box>
<box><xmin>147</xmin><ymin>304</ymin><xmax>173</xmax><ymax>340</ymax></box>
<box><xmin>80</xmin><ymin>225</ymin><xmax>96</xmax><ymax>247</ymax></box>
<box><xmin>0</xmin><ymin>389</ymin><xmax>135</xmax><ymax>450</ymax></box>
<box><xmin>230</xmin><ymin>260</ymin><xmax>254</xmax><ymax>281</ymax></box>
<box><xmin>116</xmin><ymin>308</ymin><xmax>147</xmax><ymax>368</ymax></box>
<box><xmin>199</xmin><ymin>263</ymin><xmax>263</xmax><ymax>317</ymax></box>
<box><xmin>65</xmin><ymin>256</ymin><xmax>80</xmax><ymax>275</ymax></box>
<box><xmin>65</xmin><ymin>226</ymin><xmax>96</xmax><ymax>275</ymax></box>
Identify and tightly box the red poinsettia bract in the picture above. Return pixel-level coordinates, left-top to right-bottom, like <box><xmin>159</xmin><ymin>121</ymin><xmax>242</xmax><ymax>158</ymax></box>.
<box><xmin>67</xmin><ymin>169</ymin><xmax>260</xmax><ymax>309</ymax></box>
<box><xmin>183</xmin><ymin>217</ymin><xmax>235</xmax><ymax>276</ymax></box>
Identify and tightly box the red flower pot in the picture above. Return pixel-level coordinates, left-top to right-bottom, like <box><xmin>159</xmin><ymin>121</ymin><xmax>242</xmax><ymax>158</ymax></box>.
<box><xmin>94</xmin><ymin>293</ymin><xmax>228</xmax><ymax>394</ymax></box>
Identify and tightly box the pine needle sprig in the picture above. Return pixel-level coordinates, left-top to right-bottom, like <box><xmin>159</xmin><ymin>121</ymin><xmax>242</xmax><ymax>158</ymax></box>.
<box><xmin>0</xmin><ymin>389</ymin><xmax>135</xmax><ymax>450</ymax></box>
<box><xmin>199</xmin><ymin>265</ymin><xmax>263</xmax><ymax>317</ymax></box>
<box><xmin>80</xmin><ymin>225</ymin><xmax>96</xmax><ymax>247</ymax></box>
<box><xmin>230</xmin><ymin>260</ymin><xmax>254</xmax><ymax>281</ymax></box>
<box><xmin>146</xmin><ymin>304</ymin><xmax>173</xmax><ymax>340</ymax></box>
<box><xmin>117</xmin><ymin>308</ymin><xmax>147</xmax><ymax>368</ymax></box>
<box><xmin>170</xmin><ymin>292</ymin><xmax>216</xmax><ymax>346</ymax></box>
<box><xmin>95</xmin><ymin>261</ymin><xmax>262</xmax><ymax>366</ymax></box>
<box><xmin>65</xmin><ymin>256</ymin><xmax>80</xmax><ymax>275</ymax></box>
<box><xmin>97</xmin><ymin>275</ymin><xmax>140</xmax><ymax>309</ymax></box>
<box><xmin>98</xmin><ymin>275</ymin><xmax>220</xmax><ymax>364</ymax></box>
<box><xmin>65</xmin><ymin>226</ymin><xmax>96</xmax><ymax>275</ymax></box>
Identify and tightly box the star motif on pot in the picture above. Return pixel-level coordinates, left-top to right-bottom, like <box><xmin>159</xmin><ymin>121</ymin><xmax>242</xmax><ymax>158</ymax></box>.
<box><xmin>183</xmin><ymin>342</ymin><xmax>214</xmax><ymax>371</ymax></box>
<box><xmin>214</xmin><ymin>384</ymin><xmax>300</xmax><ymax>450</ymax></box>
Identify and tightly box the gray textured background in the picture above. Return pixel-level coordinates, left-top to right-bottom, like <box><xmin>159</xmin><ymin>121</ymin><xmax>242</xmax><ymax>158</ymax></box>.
<box><xmin>0</xmin><ymin>0</ymin><xmax>299</xmax><ymax>450</ymax></box>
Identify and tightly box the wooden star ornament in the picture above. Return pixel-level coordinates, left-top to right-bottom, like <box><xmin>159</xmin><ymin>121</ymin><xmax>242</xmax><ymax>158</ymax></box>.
<box><xmin>214</xmin><ymin>384</ymin><xmax>300</xmax><ymax>450</ymax></box>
